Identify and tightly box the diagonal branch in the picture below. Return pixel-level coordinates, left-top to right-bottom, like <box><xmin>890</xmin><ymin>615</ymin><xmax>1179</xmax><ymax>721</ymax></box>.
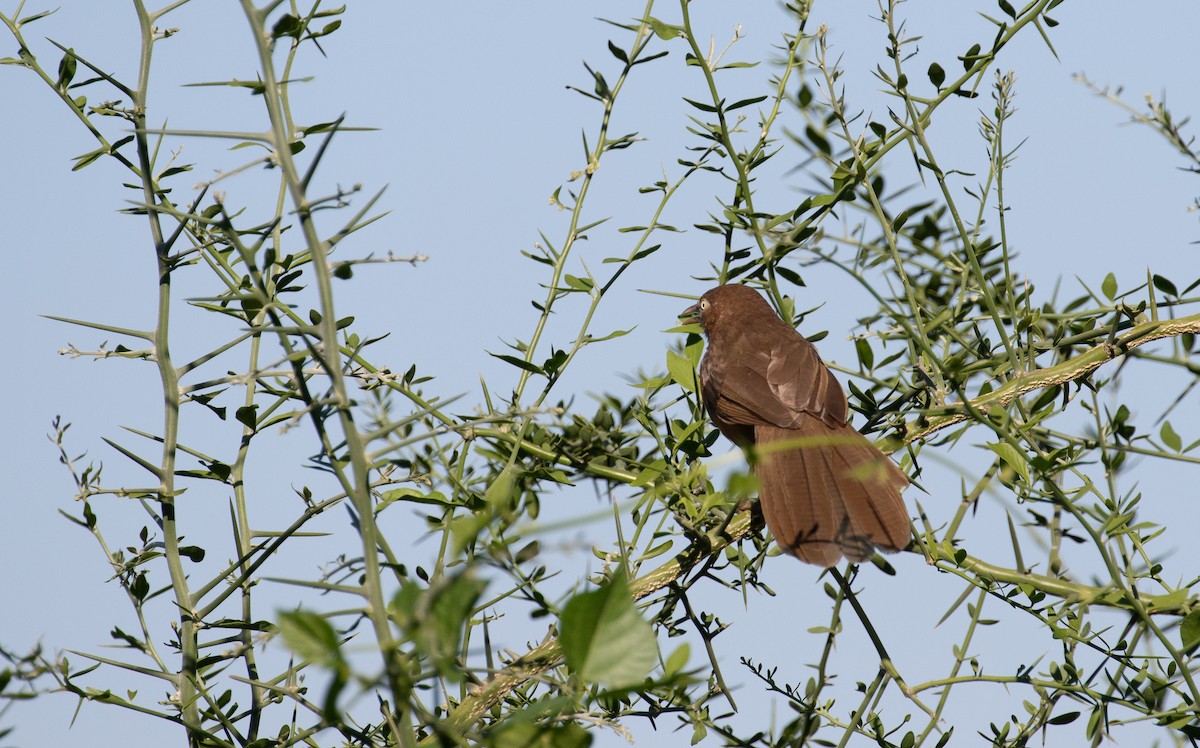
<box><xmin>903</xmin><ymin>312</ymin><xmax>1200</xmax><ymax>444</ymax></box>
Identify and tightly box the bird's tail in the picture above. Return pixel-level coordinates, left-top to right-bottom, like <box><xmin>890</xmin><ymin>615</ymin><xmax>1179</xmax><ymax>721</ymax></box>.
<box><xmin>754</xmin><ymin>420</ymin><xmax>909</xmax><ymax>567</ymax></box>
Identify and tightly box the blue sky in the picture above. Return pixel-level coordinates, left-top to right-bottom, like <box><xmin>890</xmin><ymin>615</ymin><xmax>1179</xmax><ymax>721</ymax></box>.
<box><xmin>3</xmin><ymin>2</ymin><xmax>1199</xmax><ymax>746</ymax></box>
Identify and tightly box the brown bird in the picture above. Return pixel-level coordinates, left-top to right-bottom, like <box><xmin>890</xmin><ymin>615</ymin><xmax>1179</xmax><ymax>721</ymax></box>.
<box><xmin>681</xmin><ymin>284</ymin><xmax>909</xmax><ymax>567</ymax></box>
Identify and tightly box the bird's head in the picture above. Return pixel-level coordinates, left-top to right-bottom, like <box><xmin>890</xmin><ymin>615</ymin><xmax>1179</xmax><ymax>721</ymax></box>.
<box><xmin>680</xmin><ymin>284</ymin><xmax>775</xmax><ymax>335</ymax></box>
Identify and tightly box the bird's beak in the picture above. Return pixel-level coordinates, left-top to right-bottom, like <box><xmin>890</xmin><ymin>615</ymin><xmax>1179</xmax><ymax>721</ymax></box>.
<box><xmin>679</xmin><ymin>303</ymin><xmax>701</xmax><ymax>327</ymax></box>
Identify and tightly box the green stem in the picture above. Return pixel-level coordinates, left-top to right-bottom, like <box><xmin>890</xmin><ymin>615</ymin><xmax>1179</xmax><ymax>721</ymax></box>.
<box><xmin>129</xmin><ymin>2</ymin><xmax>202</xmax><ymax>742</ymax></box>
<box><xmin>237</xmin><ymin>4</ymin><xmax>413</xmax><ymax>743</ymax></box>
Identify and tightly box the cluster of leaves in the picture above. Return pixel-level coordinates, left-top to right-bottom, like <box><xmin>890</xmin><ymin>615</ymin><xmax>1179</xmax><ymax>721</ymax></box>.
<box><xmin>4</xmin><ymin>1</ymin><xmax>1200</xmax><ymax>747</ymax></box>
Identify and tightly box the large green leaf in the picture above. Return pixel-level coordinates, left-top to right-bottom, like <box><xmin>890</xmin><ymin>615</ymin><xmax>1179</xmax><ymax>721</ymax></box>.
<box><xmin>277</xmin><ymin>610</ymin><xmax>345</xmax><ymax>672</ymax></box>
<box><xmin>666</xmin><ymin>350</ymin><xmax>698</xmax><ymax>393</ymax></box>
<box><xmin>390</xmin><ymin>573</ymin><xmax>487</xmax><ymax>681</ymax></box>
<box><xmin>559</xmin><ymin>569</ymin><xmax>657</xmax><ymax>688</ymax></box>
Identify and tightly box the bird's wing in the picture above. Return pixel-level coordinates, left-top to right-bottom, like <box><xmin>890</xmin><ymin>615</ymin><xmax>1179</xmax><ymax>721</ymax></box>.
<box><xmin>702</xmin><ymin>324</ymin><xmax>847</xmax><ymax>430</ymax></box>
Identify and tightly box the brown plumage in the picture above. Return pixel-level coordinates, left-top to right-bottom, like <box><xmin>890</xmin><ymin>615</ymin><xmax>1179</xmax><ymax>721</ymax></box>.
<box><xmin>681</xmin><ymin>284</ymin><xmax>909</xmax><ymax>567</ymax></box>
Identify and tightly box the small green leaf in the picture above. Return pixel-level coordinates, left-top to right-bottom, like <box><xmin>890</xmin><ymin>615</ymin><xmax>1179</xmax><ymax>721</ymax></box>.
<box><xmin>514</xmin><ymin>541</ymin><xmax>540</xmax><ymax>564</ymax></box>
<box><xmin>14</xmin><ymin>9</ymin><xmax>55</xmax><ymax>27</ymax></box>
<box><xmin>1160</xmin><ymin>421</ymin><xmax>1182</xmax><ymax>452</ymax></box>
<box><xmin>131</xmin><ymin>573</ymin><xmax>149</xmax><ymax>601</ymax></box>
<box><xmin>591</xmin><ymin>69</ymin><xmax>610</xmax><ymax>99</ymax></box>
<box><xmin>927</xmin><ymin>61</ymin><xmax>945</xmax><ymax>88</ymax></box>
<box><xmin>584</xmin><ymin>327</ymin><xmax>634</xmax><ymax>343</ymax></box>
<box><xmin>71</xmin><ymin>145</ymin><xmax>106</xmax><ymax>171</ymax></box>
<box><xmin>272</xmin><ymin>13</ymin><xmax>302</xmax><ymax>39</ymax></box>
<box><xmin>1152</xmin><ymin>274</ymin><xmax>1178</xmax><ymax>296</ymax></box>
<box><xmin>716</xmin><ymin>60</ymin><xmax>758</xmax><ymax>70</ymax></box>
<box><xmin>158</xmin><ymin>164</ymin><xmax>193</xmax><ymax>179</ymax></box>
<box><xmin>377</xmin><ymin>488</ymin><xmax>451</xmax><ymax>512</ymax></box>
<box><xmin>542</xmin><ymin>348</ymin><xmax>567</xmax><ymax>375</ymax></box>
<box><xmin>488</xmin><ymin>352</ymin><xmax>543</xmax><ymax>375</ymax></box>
<box><xmin>727</xmin><ymin>94</ymin><xmax>768</xmax><ymax>111</ymax></box>
<box><xmin>663</xmin><ymin>642</ymin><xmax>690</xmax><ymax>678</ymax></box>
<box><xmin>485</xmin><ymin>464</ymin><xmax>520</xmax><ymax>510</ymax></box>
<box><xmin>682</xmin><ymin>97</ymin><xmax>719</xmax><ymax>113</ymax></box>
<box><xmin>313</xmin><ymin>20</ymin><xmax>342</xmax><ymax>38</ymax></box>
<box><xmin>805</xmin><ymin>125</ymin><xmax>830</xmax><ymax>155</ymax></box>
<box><xmin>1181</xmin><ymin>609</ymin><xmax>1200</xmax><ymax>652</ymax></box>
<box><xmin>563</xmin><ymin>274</ymin><xmax>593</xmax><ymax>292</ymax></box>
<box><xmin>645</xmin><ymin>16</ymin><xmax>683</xmax><ymax>40</ymax></box>
<box><xmin>235</xmin><ymin>405</ymin><xmax>258</xmax><ymax>430</ymax></box>
<box><xmin>1101</xmin><ymin>272</ymin><xmax>1117</xmax><ymax>301</ymax></box>
<box><xmin>450</xmin><ymin>512</ymin><xmax>490</xmax><ymax>553</ymax></box>
<box><xmin>961</xmin><ymin>43</ymin><xmax>982</xmax><ymax>70</ymax></box>
<box><xmin>631</xmin><ymin>459</ymin><xmax>665</xmax><ymax>488</ymax></box>
<box><xmin>303</xmin><ymin>120</ymin><xmax>340</xmax><ymax>135</ymax></box>
<box><xmin>56</xmin><ymin>47</ymin><xmax>77</xmax><ymax>91</ymax></box>
<box><xmin>607</xmin><ymin>39</ymin><xmax>628</xmax><ymax>64</ymax></box>
<box><xmin>855</xmin><ymin>338</ymin><xmax>874</xmax><ymax>370</ymax></box>
<box><xmin>428</xmin><ymin>575</ymin><xmax>486</xmax><ymax>656</ymax></box>
<box><xmin>776</xmin><ymin>265</ymin><xmax>805</xmax><ymax>288</ymax></box>
<box><xmin>559</xmin><ymin>569</ymin><xmax>658</xmax><ymax>688</ymax></box>
<box><xmin>987</xmin><ymin>442</ymin><xmax>1031</xmax><ymax>483</ymax></box>
<box><xmin>640</xmin><ymin>540</ymin><xmax>674</xmax><ymax>561</ymax></box>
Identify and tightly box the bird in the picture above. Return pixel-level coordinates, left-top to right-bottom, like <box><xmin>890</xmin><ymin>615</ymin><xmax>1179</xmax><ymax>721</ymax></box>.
<box><xmin>680</xmin><ymin>284</ymin><xmax>909</xmax><ymax>567</ymax></box>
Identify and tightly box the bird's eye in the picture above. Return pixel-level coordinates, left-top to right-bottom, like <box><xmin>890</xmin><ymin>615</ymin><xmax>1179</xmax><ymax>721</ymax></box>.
<box><xmin>699</xmin><ymin>299</ymin><xmax>709</xmax><ymax>310</ymax></box>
